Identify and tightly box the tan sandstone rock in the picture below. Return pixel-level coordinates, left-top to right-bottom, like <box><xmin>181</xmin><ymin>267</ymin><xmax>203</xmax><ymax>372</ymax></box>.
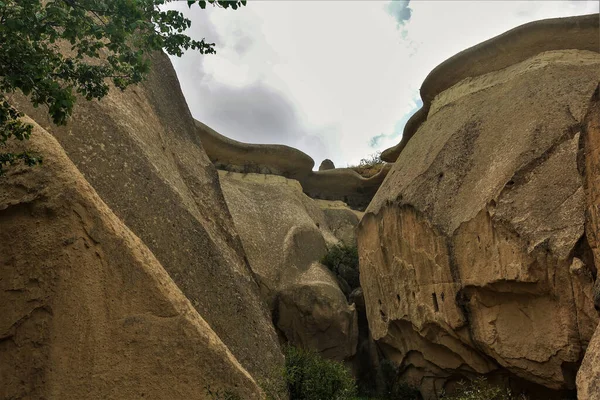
<box><xmin>218</xmin><ymin>171</ymin><xmax>359</xmax><ymax>361</ymax></box>
<box><xmin>7</xmin><ymin>51</ymin><xmax>285</xmax><ymax>387</ymax></box>
<box><xmin>380</xmin><ymin>13</ymin><xmax>600</xmax><ymax>163</ymax></box>
<box><xmin>576</xmin><ymin>85</ymin><xmax>600</xmax><ymax>400</ymax></box>
<box><xmin>0</xmin><ymin>120</ymin><xmax>263</xmax><ymax>400</ymax></box>
<box><xmin>195</xmin><ymin>119</ymin><xmax>391</xmax><ymax>210</ymax></box>
<box><xmin>358</xmin><ymin>18</ymin><xmax>600</xmax><ymax>399</ymax></box>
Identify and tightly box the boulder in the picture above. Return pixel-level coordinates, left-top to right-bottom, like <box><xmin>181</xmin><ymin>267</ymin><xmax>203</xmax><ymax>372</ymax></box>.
<box><xmin>219</xmin><ymin>171</ymin><xmax>359</xmax><ymax>360</ymax></box>
<box><xmin>276</xmin><ymin>263</ymin><xmax>358</xmax><ymax>361</ymax></box>
<box><xmin>7</xmin><ymin>51</ymin><xmax>284</xmax><ymax>386</ymax></box>
<box><xmin>358</xmin><ymin>22</ymin><xmax>600</xmax><ymax>399</ymax></box>
<box><xmin>316</xmin><ymin>199</ymin><xmax>363</xmax><ymax>246</ymax></box>
<box><xmin>319</xmin><ymin>159</ymin><xmax>336</xmax><ymax>171</ymax></box>
<box><xmin>0</xmin><ymin>120</ymin><xmax>262</xmax><ymax>400</ymax></box>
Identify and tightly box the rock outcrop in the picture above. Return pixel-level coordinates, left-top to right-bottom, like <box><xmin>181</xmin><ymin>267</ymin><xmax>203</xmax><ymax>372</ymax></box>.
<box><xmin>0</xmin><ymin>120</ymin><xmax>262</xmax><ymax>400</ymax></box>
<box><xmin>196</xmin><ymin>120</ymin><xmax>390</xmax><ymax>210</ymax></box>
<box><xmin>319</xmin><ymin>159</ymin><xmax>336</xmax><ymax>171</ymax></box>
<box><xmin>380</xmin><ymin>13</ymin><xmax>600</xmax><ymax>163</ymax></box>
<box><xmin>8</xmin><ymin>52</ymin><xmax>284</xmax><ymax>387</ymax></box>
<box><xmin>576</xmin><ymin>84</ymin><xmax>600</xmax><ymax>400</ymax></box>
<box><xmin>358</xmin><ymin>14</ymin><xmax>600</xmax><ymax>399</ymax></box>
<box><xmin>218</xmin><ymin>171</ymin><xmax>359</xmax><ymax>361</ymax></box>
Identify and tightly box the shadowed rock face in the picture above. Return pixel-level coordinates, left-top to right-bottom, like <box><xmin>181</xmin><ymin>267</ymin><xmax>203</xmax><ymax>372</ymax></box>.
<box><xmin>576</xmin><ymin>86</ymin><xmax>600</xmax><ymax>400</ymax></box>
<box><xmin>218</xmin><ymin>171</ymin><xmax>359</xmax><ymax>361</ymax></box>
<box><xmin>195</xmin><ymin>120</ymin><xmax>391</xmax><ymax>210</ymax></box>
<box><xmin>7</xmin><ymin>52</ymin><xmax>284</xmax><ymax>387</ymax></box>
<box><xmin>381</xmin><ymin>13</ymin><xmax>600</xmax><ymax>163</ymax></box>
<box><xmin>0</xmin><ymin>120</ymin><xmax>262</xmax><ymax>400</ymax></box>
<box><xmin>358</xmin><ymin>40</ymin><xmax>600</xmax><ymax>400</ymax></box>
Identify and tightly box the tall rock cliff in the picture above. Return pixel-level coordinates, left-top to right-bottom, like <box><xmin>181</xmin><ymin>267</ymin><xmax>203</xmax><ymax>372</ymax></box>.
<box><xmin>576</xmin><ymin>83</ymin><xmax>600</xmax><ymax>400</ymax></box>
<box><xmin>7</xmin><ymin>52</ymin><xmax>284</xmax><ymax>389</ymax></box>
<box><xmin>358</xmin><ymin>14</ymin><xmax>600</xmax><ymax>399</ymax></box>
<box><xmin>0</xmin><ymin>120</ymin><xmax>263</xmax><ymax>399</ymax></box>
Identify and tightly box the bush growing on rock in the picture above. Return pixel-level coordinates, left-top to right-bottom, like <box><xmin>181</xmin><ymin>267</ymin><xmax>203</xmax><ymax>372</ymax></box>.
<box><xmin>283</xmin><ymin>346</ymin><xmax>357</xmax><ymax>400</ymax></box>
<box><xmin>322</xmin><ymin>244</ymin><xmax>360</xmax><ymax>296</ymax></box>
<box><xmin>349</xmin><ymin>152</ymin><xmax>386</xmax><ymax>178</ymax></box>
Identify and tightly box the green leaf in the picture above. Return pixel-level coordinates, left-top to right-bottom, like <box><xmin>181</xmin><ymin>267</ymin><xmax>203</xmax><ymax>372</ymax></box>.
<box><xmin>0</xmin><ymin>0</ymin><xmax>244</xmax><ymax>173</ymax></box>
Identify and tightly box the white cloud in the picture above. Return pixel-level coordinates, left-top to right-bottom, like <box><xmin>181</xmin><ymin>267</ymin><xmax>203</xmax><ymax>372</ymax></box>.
<box><xmin>163</xmin><ymin>1</ymin><xmax>598</xmax><ymax>168</ymax></box>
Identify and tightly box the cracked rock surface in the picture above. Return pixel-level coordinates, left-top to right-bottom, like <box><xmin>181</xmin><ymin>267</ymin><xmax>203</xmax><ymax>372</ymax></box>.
<box><xmin>358</xmin><ymin>48</ymin><xmax>600</xmax><ymax>399</ymax></box>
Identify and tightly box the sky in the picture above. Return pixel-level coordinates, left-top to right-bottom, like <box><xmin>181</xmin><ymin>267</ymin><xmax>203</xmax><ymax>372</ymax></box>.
<box><xmin>163</xmin><ymin>0</ymin><xmax>599</xmax><ymax>168</ymax></box>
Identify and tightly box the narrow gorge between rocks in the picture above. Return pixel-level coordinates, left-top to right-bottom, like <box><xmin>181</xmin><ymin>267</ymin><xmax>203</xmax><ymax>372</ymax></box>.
<box><xmin>1</xmin><ymin>12</ymin><xmax>600</xmax><ymax>400</ymax></box>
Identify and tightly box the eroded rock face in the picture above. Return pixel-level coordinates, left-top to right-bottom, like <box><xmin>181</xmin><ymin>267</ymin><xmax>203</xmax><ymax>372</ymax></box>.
<box><xmin>576</xmin><ymin>85</ymin><xmax>600</xmax><ymax>400</ymax></box>
<box><xmin>0</xmin><ymin>121</ymin><xmax>262</xmax><ymax>400</ymax></box>
<box><xmin>8</xmin><ymin>52</ymin><xmax>284</xmax><ymax>386</ymax></box>
<box><xmin>277</xmin><ymin>263</ymin><xmax>358</xmax><ymax>361</ymax></box>
<box><xmin>219</xmin><ymin>171</ymin><xmax>358</xmax><ymax>360</ymax></box>
<box><xmin>358</xmin><ymin>47</ymin><xmax>600</xmax><ymax>398</ymax></box>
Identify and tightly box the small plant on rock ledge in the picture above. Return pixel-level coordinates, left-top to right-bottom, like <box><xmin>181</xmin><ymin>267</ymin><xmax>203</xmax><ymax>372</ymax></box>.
<box><xmin>321</xmin><ymin>244</ymin><xmax>360</xmax><ymax>296</ymax></box>
<box><xmin>348</xmin><ymin>151</ymin><xmax>386</xmax><ymax>178</ymax></box>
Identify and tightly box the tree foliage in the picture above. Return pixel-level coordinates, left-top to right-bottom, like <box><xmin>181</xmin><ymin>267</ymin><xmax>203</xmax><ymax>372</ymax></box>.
<box><xmin>283</xmin><ymin>346</ymin><xmax>357</xmax><ymax>400</ymax></box>
<box><xmin>0</xmin><ymin>0</ymin><xmax>244</xmax><ymax>174</ymax></box>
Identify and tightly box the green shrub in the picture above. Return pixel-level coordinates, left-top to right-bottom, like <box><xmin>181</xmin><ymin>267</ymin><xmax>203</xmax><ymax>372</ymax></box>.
<box><xmin>321</xmin><ymin>244</ymin><xmax>360</xmax><ymax>294</ymax></box>
<box><xmin>348</xmin><ymin>152</ymin><xmax>386</xmax><ymax>178</ymax></box>
<box><xmin>283</xmin><ymin>346</ymin><xmax>357</xmax><ymax>400</ymax></box>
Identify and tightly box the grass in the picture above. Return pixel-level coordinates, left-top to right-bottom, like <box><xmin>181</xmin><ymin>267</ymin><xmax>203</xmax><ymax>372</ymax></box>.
<box><xmin>282</xmin><ymin>346</ymin><xmax>357</xmax><ymax>400</ymax></box>
<box><xmin>348</xmin><ymin>152</ymin><xmax>386</xmax><ymax>178</ymax></box>
<box><xmin>278</xmin><ymin>347</ymin><xmax>420</xmax><ymax>400</ymax></box>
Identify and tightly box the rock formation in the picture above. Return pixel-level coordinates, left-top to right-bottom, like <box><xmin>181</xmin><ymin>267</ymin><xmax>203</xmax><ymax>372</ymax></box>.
<box><xmin>7</xmin><ymin>52</ymin><xmax>285</xmax><ymax>390</ymax></box>
<box><xmin>0</xmin><ymin>120</ymin><xmax>262</xmax><ymax>400</ymax></box>
<box><xmin>358</xmin><ymin>14</ymin><xmax>600</xmax><ymax>399</ymax></box>
<box><xmin>576</xmin><ymin>83</ymin><xmax>600</xmax><ymax>400</ymax></box>
<box><xmin>380</xmin><ymin>13</ymin><xmax>600</xmax><ymax>164</ymax></box>
<box><xmin>218</xmin><ymin>171</ymin><xmax>359</xmax><ymax>361</ymax></box>
<box><xmin>319</xmin><ymin>159</ymin><xmax>336</xmax><ymax>171</ymax></box>
<box><xmin>195</xmin><ymin>119</ymin><xmax>390</xmax><ymax>210</ymax></box>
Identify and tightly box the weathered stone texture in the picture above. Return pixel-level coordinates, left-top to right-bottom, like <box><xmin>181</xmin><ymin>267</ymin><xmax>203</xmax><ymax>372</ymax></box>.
<box><xmin>359</xmin><ymin>47</ymin><xmax>600</xmax><ymax>398</ymax></box>
<box><xmin>0</xmin><ymin>121</ymin><xmax>263</xmax><ymax>400</ymax></box>
<box><xmin>219</xmin><ymin>171</ymin><xmax>359</xmax><ymax>361</ymax></box>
